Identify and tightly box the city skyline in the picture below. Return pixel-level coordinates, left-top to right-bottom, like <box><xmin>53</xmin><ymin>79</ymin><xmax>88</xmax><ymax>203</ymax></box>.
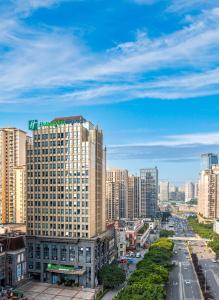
<box><xmin>1</xmin><ymin>1</ymin><xmax>219</xmax><ymax>183</ymax></box>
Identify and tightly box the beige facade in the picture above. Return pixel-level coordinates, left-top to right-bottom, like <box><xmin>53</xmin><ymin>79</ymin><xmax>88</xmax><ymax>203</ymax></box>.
<box><xmin>0</xmin><ymin>128</ymin><xmax>27</xmax><ymax>224</ymax></box>
<box><xmin>14</xmin><ymin>166</ymin><xmax>26</xmax><ymax>223</ymax></box>
<box><xmin>159</xmin><ymin>181</ymin><xmax>169</xmax><ymax>202</ymax></box>
<box><xmin>185</xmin><ymin>182</ymin><xmax>195</xmax><ymax>202</ymax></box>
<box><xmin>128</xmin><ymin>175</ymin><xmax>140</xmax><ymax>219</ymax></box>
<box><xmin>198</xmin><ymin>165</ymin><xmax>219</xmax><ymax>219</ymax></box>
<box><xmin>106</xmin><ymin>168</ymin><xmax>128</xmax><ymax>220</ymax></box>
<box><xmin>27</xmin><ymin>116</ymin><xmax>106</xmax><ymax>239</ymax></box>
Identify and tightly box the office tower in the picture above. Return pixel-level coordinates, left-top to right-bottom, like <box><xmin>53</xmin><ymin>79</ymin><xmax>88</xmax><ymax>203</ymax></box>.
<box><xmin>201</xmin><ymin>153</ymin><xmax>218</xmax><ymax>171</ymax></box>
<box><xmin>185</xmin><ymin>182</ymin><xmax>195</xmax><ymax>202</ymax></box>
<box><xmin>128</xmin><ymin>175</ymin><xmax>140</xmax><ymax>219</ymax></box>
<box><xmin>159</xmin><ymin>181</ymin><xmax>169</xmax><ymax>202</ymax></box>
<box><xmin>140</xmin><ymin>167</ymin><xmax>158</xmax><ymax>218</ymax></box>
<box><xmin>26</xmin><ymin>116</ymin><xmax>115</xmax><ymax>288</ymax></box>
<box><xmin>106</xmin><ymin>168</ymin><xmax>128</xmax><ymax>220</ymax></box>
<box><xmin>0</xmin><ymin>128</ymin><xmax>27</xmax><ymax>224</ymax></box>
<box><xmin>198</xmin><ymin>165</ymin><xmax>219</xmax><ymax>219</ymax></box>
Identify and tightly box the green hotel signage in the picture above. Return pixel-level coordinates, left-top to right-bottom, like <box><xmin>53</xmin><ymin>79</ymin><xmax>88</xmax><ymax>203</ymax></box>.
<box><xmin>47</xmin><ymin>264</ymin><xmax>75</xmax><ymax>271</ymax></box>
<box><xmin>28</xmin><ymin>120</ymin><xmax>65</xmax><ymax>130</ymax></box>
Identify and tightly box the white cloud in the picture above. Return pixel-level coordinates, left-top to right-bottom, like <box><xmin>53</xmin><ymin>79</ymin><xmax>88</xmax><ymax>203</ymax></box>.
<box><xmin>109</xmin><ymin>132</ymin><xmax>219</xmax><ymax>148</ymax></box>
<box><xmin>0</xmin><ymin>1</ymin><xmax>219</xmax><ymax>107</ymax></box>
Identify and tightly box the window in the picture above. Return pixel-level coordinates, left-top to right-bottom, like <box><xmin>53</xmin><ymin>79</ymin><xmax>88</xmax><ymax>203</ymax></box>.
<box><xmin>69</xmin><ymin>246</ymin><xmax>75</xmax><ymax>262</ymax></box>
<box><xmin>43</xmin><ymin>245</ymin><xmax>49</xmax><ymax>259</ymax></box>
<box><xmin>36</xmin><ymin>244</ymin><xmax>41</xmax><ymax>259</ymax></box>
<box><xmin>52</xmin><ymin>246</ymin><xmax>58</xmax><ymax>260</ymax></box>
<box><xmin>61</xmin><ymin>247</ymin><xmax>67</xmax><ymax>261</ymax></box>
<box><xmin>86</xmin><ymin>247</ymin><xmax>91</xmax><ymax>263</ymax></box>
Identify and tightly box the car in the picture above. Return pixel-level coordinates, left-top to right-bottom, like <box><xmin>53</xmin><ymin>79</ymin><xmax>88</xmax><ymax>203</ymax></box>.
<box><xmin>136</xmin><ymin>252</ymin><xmax>141</xmax><ymax>258</ymax></box>
<box><xmin>186</xmin><ymin>256</ymin><xmax>190</xmax><ymax>259</ymax></box>
<box><xmin>185</xmin><ymin>280</ymin><xmax>191</xmax><ymax>285</ymax></box>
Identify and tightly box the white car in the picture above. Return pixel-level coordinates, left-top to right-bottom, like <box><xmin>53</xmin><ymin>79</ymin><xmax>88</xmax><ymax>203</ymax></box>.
<box><xmin>185</xmin><ymin>280</ymin><xmax>191</xmax><ymax>285</ymax></box>
<box><xmin>136</xmin><ymin>252</ymin><xmax>141</xmax><ymax>258</ymax></box>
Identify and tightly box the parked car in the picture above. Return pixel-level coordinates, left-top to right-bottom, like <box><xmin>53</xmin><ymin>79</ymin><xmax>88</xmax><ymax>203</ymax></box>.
<box><xmin>136</xmin><ymin>252</ymin><xmax>141</xmax><ymax>258</ymax></box>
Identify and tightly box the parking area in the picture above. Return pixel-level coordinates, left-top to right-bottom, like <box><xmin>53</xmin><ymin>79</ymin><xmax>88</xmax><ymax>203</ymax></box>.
<box><xmin>17</xmin><ymin>281</ymin><xmax>96</xmax><ymax>300</ymax></box>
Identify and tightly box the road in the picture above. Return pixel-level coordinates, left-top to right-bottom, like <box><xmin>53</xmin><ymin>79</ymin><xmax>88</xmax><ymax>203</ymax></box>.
<box><xmin>166</xmin><ymin>217</ymin><xmax>202</xmax><ymax>300</ymax></box>
<box><xmin>190</xmin><ymin>240</ymin><xmax>219</xmax><ymax>300</ymax></box>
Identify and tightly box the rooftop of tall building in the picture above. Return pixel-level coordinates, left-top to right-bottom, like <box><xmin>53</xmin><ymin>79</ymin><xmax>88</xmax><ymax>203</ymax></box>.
<box><xmin>52</xmin><ymin>115</ymin><xmax>87</xmax><ymax>123</ymax></box>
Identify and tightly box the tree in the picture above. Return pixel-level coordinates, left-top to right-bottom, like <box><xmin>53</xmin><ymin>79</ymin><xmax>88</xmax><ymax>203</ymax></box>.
<box><xmin>160</xmin><ymin>229</ymin><xmax>175</xmax><ymax>237</ymax></box>
<box><xmin>99</xmin><ymin>264</ymin><xmax>126</xmax><ymax>289</ymax></box>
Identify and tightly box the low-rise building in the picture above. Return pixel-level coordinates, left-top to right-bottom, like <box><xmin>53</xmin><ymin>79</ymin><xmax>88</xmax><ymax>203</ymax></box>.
<box><xmin>27</xmin><ymin>230</ymin><xmax>116</xmax><ymax>288</ymax></box>
<box><xmin>0</xmin><ymin>235</ymin><xmax>27</xmax><ymax>287</ymax></box>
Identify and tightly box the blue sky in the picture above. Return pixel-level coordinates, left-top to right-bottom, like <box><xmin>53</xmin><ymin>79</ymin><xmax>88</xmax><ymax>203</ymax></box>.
<box><xmin>1</xmin><ymin>0</ymin><xmax>219</xmax><ymax>184</ymax></box>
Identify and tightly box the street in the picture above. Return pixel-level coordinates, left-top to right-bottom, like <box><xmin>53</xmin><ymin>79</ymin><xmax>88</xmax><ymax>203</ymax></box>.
<box><xmin>166</xmin><ymin>217</ymin><xmax>202</xmax><ymax>300</ymax></box>
<box><xmin>190</xmin><ymin>240</ymin><xmax>219</xmax><ymax>300</ymax></box>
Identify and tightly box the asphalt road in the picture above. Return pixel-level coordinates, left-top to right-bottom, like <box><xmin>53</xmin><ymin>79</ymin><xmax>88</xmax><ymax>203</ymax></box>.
<box><xmin>191</xmin><ymin>240</ymin><xmax>219</xmax><ymax>300</ymax></box>
<box><xmin>166</xmin><ymin>218</ymin><xmax>202</xmax><ymax>300</ymax></box>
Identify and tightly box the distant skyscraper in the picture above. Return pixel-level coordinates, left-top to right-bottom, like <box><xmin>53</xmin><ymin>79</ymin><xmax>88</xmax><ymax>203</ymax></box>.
<box><xmin>140</xmin><ymin>167</ymin><xmax>158</xmax><ymax>218</ymax></box>
<box><xmin>159</xmin><ymin>181</ymin><xmax>169</xmax><ymax>202</ymax></box>
<box><xmin>198</xmin><ymin>165</ymin><xmax>219</xmax><ymax>219</ymax></box>
<box><xmin>106</xmin><ymin>168</ymin><xmax>128</xmax><ymax>220</ymax></box>
<box><xmin>201</xmin><ymin>153</ymin><xmax>218</xmax><ymax>171</ymax></box>
<box><xmin>0</xmin><ymin>128</ymin><xmax>27</xmax><ymax>224</ymax></box>
<box><xmin>128</xmin><ymin>175</ymin><xmax>140</xmax><ymax>219</ymax></box>
<box><xmin>185</xmin><ymin>182</ymin><xmax>195</xmax><ymax>202</ymax></box>
<box><xmin>169</xmin><ymin>185</ymin><xmax>177</xmax><ymax>193</ymax></box>
<box><xmin>194</xmin><ymin>182</ymin><xmax>199</xmax><ymax>199</ymax></box>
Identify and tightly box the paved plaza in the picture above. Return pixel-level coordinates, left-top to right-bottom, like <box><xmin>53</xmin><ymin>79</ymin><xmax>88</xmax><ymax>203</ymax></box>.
<box><xmin>17</xmin><ymin>281</ymin><xmax>96</xmax><ymax>300</ymax></box>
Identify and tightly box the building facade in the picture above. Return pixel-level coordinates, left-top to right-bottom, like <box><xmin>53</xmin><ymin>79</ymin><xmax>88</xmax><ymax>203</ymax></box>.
<box><xmin>0</xmin><ymin>235</ymin><xmax>27</xmax><ymax>287</ymax></box>
<box><xmin>26</xmin><ymin>116</ymin><xmax>114</xmax><ymax>288</ymax></box>
<box><xmin>14</xmin><ymin>166</ymin><xmax>27</xmax><ymax>224</ymax></box>
<box><xmin>198</xmin><ymin>165</ymin><xmax>219</xmax><ymax>219</ymax></box>
<box><xmin>185</xmin><ymin>182</ymin><xmax>195</xmax><ymax>203</ymax></box>
<box><xmin>0</xmin><ymin>128</ymin><xmax>27</xmax><ymax>224</ymax></box>
<box><xmin>128</xmin><ymin>175</ymin><xmax>140</xmax><ymax>219</ymax></box>
<box><xmin>140</xmin><ymin>167</ymin><xmax>158</xmax><ymax>218</ymax></box>
<box><xmin>201</xmin><ymin>153</ymin><xmax>218</xmax><ymax>171</ymax></box>
<box><xmin>106</xmin><ymin>168</ymin><xmax>128</xmax><ymax>220</ymax></box>
<box><xmin>159</xmin><ymin>181</ymin><xmax>169</xmax><ymax>202</ymax></box>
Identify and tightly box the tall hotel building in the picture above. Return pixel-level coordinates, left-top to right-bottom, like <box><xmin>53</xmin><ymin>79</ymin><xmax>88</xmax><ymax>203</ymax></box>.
<box><xmin>26</xmin><ymin>116</ymin><xmax>115</xmax><ymax>287</ymax></box>
<box><xmin>0</xmin><ymin>128</ymin><xmax>27</xmax><ymax>224</ymax></box>
<box><xmin>140</xmin><ymin>167</ymin><xmax>158</xmax><ymax>218</ymax></box>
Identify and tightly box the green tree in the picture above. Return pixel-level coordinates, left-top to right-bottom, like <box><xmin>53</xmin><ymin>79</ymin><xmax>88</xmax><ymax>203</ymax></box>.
<box><xmin>99</xmin><ymin>264</ymin><xmax>126</xmax><ymax>289</ymax></box>
<box><xmin>160</xmin><ymin>229</ymin><xmax>175</xmax><ymax>237</ymax></box>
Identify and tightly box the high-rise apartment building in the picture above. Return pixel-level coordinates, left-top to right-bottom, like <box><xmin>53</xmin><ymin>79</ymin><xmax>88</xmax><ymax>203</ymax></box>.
<box><xmin>194</xmin><ymin>182</ymin><xmax>199</xmax><ymax>199</ymax></box>
<box><xmin>128</xmin><ymin>175</ymin><xmax>140</xmax><ymax>219</ymax></box>
<box><xmin>14</xmin><ymin>166</ymin><xmax>26</xmax><ymax>224</ymax></box>
<box><xmin>0</xmin><ymin>128</ymin><xmax>27</xmax><ymax>224</ymax></box>
<box><xmin>106</xmin><ymin>168</ymin><xmax>128</xmax><ymax>220</ymax></box>
<box><xmin>159</xmin><ymin>181</ymin><xmax>169</xmax><ymax>202</ymax></box>
<box><xmin>201</xmin><ymin>153</ymin><xmax>218</xmax><ymax>171</ymax></box>
<box><xmin>140</xmin><ymin>167</ymin><xmax>158</xmax><ymax>218</ymax></box>
<box><xmin>198</xmin><ymin>165</ymin><xmax>219</xmax><ymax>219</ymax></box>
<box><xmin>185</xmin><ymin>182</ymin><xmax>195</xmax><ymax>202</ymax></box>
<box><xmin>26</xmin><ymin>116</ymin><xmax>115</xmax><ymax>288</ymax></box>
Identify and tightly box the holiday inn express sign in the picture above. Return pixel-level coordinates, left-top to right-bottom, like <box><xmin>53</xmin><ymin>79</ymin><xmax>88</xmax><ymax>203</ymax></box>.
<box><xmin>28</xmin><ymin>120</ymin><xmax>65</xmax><ymax>130</ymax></box>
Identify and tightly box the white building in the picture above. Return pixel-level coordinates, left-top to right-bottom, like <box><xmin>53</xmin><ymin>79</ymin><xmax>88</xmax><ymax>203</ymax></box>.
<box><xmin>159</xmin><ymin>181</ymin><xmax>169</xmax><ymax>202</ymax></box>
<box><xmin>185</xmin><ymin>182</ymin><xmax>195</xmax><ymax>203</ymax></box>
